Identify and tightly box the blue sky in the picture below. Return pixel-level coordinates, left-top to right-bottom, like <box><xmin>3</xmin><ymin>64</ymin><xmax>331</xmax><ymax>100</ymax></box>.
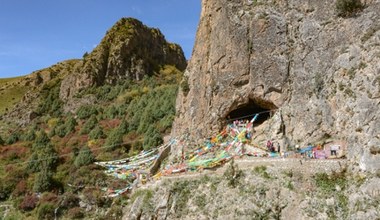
<box><xmin>0</xmin><ymin>0</ymin><xmax>201</xmax><ymax>78</ymax></box>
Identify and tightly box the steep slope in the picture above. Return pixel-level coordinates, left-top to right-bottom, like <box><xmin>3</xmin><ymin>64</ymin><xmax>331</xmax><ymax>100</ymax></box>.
<box><xmin>173</xmin><ymin>0</ymin><xmax>380</xmax><ymax>171</ymax></box>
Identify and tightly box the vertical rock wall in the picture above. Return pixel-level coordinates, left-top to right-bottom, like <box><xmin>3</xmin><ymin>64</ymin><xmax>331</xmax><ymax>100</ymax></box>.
<box><xmin>172</xmin><ymin>0</ymin><xmax>380</xmax><ymax>171</ymax></box>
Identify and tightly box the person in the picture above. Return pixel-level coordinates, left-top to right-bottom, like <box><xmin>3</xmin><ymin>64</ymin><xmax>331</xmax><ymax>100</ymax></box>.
<box><xmin>275</xmin><ymin>142</ymin><xmax>280</xmax><ymax>153</ymax></box>
<box><xmin>295</xmin><ymin>144</ymin><xmax>300</xmax><ymax>151</ymax></box>
<box><xmin>331</xmin><ymin>145</ymin><xmax>339</xmax><ymax>157</ymax></box>
<box><xmin>266</xmin><ymin>140</ymin><xmax>274</xmax><ymax>152</ymax></box>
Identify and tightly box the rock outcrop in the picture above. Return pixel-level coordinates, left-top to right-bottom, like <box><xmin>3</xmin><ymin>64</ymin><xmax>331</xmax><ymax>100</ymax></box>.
<box><xmin>60</xmin><ymin>18</ymin><xmax>187</xmax><ymax>102</ymax></box>
<box><xmin>123</xmin><ymin>160</ymin><xmax>380</xmax><ymax>219</ymax></box>
<box><xmin>172</xmin><ymin>0</ymin><xmax>380</xmax><ymax>171</ymax></box>
<box><xmin>1</xmin><ymin>59</ymin><xmax>81</xmax><ymax>126</ymax></box>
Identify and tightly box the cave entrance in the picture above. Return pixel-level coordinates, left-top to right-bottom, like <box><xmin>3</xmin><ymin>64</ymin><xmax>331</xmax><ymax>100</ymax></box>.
<box><xmin>226</xmin><ymin>99</ymin><xmax>274</xmax><ymax>126</ymax></box>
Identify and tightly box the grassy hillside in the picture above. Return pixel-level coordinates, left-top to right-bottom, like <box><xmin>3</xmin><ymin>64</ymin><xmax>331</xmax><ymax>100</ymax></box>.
<box><xmin>0</xmin><ymin>64</ymin><xmax>185</xmax><ymax>219</ymax></box>
<box><xmin>0</xmin><ymin>76</ymin><xmax>30</xmax><ymax>114</ymax></box>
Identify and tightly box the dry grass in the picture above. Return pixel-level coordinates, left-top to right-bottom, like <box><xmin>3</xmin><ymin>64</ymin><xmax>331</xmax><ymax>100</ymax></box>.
<box><xmin>0</xmin><ymin>76</ymin><xmax>30</xmax><ymax>114</ymax></box>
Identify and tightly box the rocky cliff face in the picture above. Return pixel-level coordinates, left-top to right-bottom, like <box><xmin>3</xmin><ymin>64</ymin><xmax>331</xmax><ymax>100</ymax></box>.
<box><xmin>60</xmin><ymin>18</ymin><xmax>187</xmax><ymax>102</ymax></box>
<box><xmin>172</xmin><ymin>0</ymin><xmax>380</xmax><ymax>171</ymax></box>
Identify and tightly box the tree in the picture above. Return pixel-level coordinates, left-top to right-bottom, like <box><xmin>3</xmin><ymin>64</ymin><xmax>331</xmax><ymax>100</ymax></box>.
<box><xmin>6</xmin><ymin>132</ymin><xmax>20</xmax><ymax>145</ymax></box>
<box><xmin>0</xmin><ymin>135</ymin><xmax>4</xmax><ymax>146</ymax></box>
<box><xmin>37</xmin><ymin>82</ymin><xmax>63</xmax><ymax>117</ymax></box>
<box><xmin>104</xmin><ymin>129</ymin><xmax>123</xmax><ymax>151</ymax></box>
<box><xmin>143</xmin><ymin>126</ymin><xmax>163</xmax><ymax>150</ymax></box>
<box><xmin>24</xmin><ymin>127</ymin><xmax>37</xmax><ymax>141</ymax></box>
<box><xmin>80</xmin><ymin>115</ymin><xmax>98</xmax><ymax>135</ymax></box>
<box><xmin>118</xmin><ymin>118</ymin><xmax>128</xmax><ymax>135</ymax></box>
<box><xmin>76</xmin><ymin>105</ymin><xmax>98</xmax><ymax>119</ymax></box>
<box><xmin>74</xmin><ymin>146</ymin><xmax>94</xmax><ymax>167</ymax></box>
<box><xmin>33</xmin><ymin>167</ymin><xmax>54</xmax><ymax>192</ymax></box>
<box><xmin>65</xmin><ymin>115</ymin><xmax>77</xmax><ymax>135</ymax></box>
<box><xmin>27</xmin><ymin>131</ymin><xmax>58</xmax><ymax>173</ymax></box>
<box><xmin>180</xmin><ymin>76</ymin><xmax>190</xmax><ymax>95</ymax></box>
<box><xmin>55</xmin><ymin>124</ymin><xmax>67</xmax><ymax>138</ymax></box>
<box><xmin>34</xmin><ymin>130</ymin><xmax>50</xmax><ymax>147</ymax></box>
<box><xmin>37</xmin><ymin>202</ymin><xmax>55</xmax><ymax>219</ymax></box>
<box><xmin>83</xmin><ymin>51</ymin><xmax>89</xmax><ymax>59</ymax></box>
<box><xmin>23</xmin><ymin>123</ymin><xmax>38</xmax><ymax>141</ymax></box>
<box><xmin>89</xmin><ymin>125</ymin><xmax>105</xmax><ymax>140</ymax></box>
<box><xmin>105</xmin><ymin>105</ymin><xmax>119</xmax><ymax>119</ymax></box>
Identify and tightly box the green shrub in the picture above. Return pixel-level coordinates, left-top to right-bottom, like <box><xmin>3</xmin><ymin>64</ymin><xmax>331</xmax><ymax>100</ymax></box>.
<box><xmin>33</xmin><ymin>168</ymin><xmax>54</xmax><ymax>192</ymax></box>
<box><xmin>80</xmin><ymin>115</ymin><xmax>98</xmax><ymax>135</ymax></box>
<box><xmin>27</xmin><ymin>131</ymin><xmax>58</xmax><ymax>173</ymax></box>
<box><xmin>68</xmin><ymin>166</ymin><xmax>108</xmax><ymax>189</ymax></box>
<box><xmin>23</xmin><ymin>124</ymin><xmax>38</xmax><ymax>141</ymax></box>
<box><xmin>0</xmin><ymin>167</ymin><xmax>28</xmax><ymax>200</ymax></box>
<box><xmin>336</xmin><ymin>0</ymin><xmax>364</xmax><ymax>17</ymax></box>
<box><xmin>157</xmin><ymin>115</ymin><xmax>175</xmax><ymax>133</ymax></box>
<box><xmin>253</xmin><ymin>165</ymin><xmax>271</xmax><ymax>179</ymax></box>
<box><xmin>224</xmin><ymin>159</ymin><xmax>243</xmax><ymax>187</ymax></box>
<box><xmin>0</xmin><ymin>178</ymin><xmax>14</xmax><ymax>200</ymax></box>
<box><xmin>76</xmin><ymin>105</ymin><xmax>98</xmax><ymax>119</ymax></box>
<box><xmin>127</xmin><ymin>85</ymin><xmax>177</xmax><ymax>135</ymax></box>
<box><xmin>143</xmin><ymin>126</ymin><xmax>163</xmax><ymax>150</ymax></box>
<box><xmin>314</xmin><ymin>171</ymin><xmax>347</xmax><ymax>194</ymax></box>
<box><xmin>89</xmin><ymin>125</ymin><xmax>105</xmax><ymax>140</ymax></box>
<box><xmin>194</xmin><ymin>194</ymin><xmax>207</xmax><ymax>208</ymax></box>
<box><xmin>37</xmin><ymin>80</ymin><xmax>63</xmax><ymax>117</ymax></box>
<box><xmin>37</xmin><ymin>202</ymin><xmax>56</xmax><ymax>220</ymax></box>
<box><xmin>34</xmin><ymin>130</ymin><xmax>50</xmax><ymax>146</ymax></box>
<box><xmin>105</xmin><ymin>105</ymin><xmax>119</xmax><ymax>119</ymax></box>
<box><xmin>180</xmin><ymin>76</ymin><xmax>190</xmax><ymax>95</ymax></box>
<box><xmin>55</xmin><ymin>124</ymin><xmax>67</xmax><ymax>138</ymax></box>
<box><xmin>118</xmin><ymin>119</ymin><xmax>129</xmax><ymax>135</ymax></box>
<box><xmin>104</xmin><ymin>129</ymin><xmax>123</xmax><ymax>151</ymax></box>
<box><xmin>0</xmin><ymin>135</ymin><xmax>4</xmax><ymax>145</ymax></box>
<box><xmin>74</xmin><ymin>146</ymin><xmax>94</xmax><ymax>167</ymax></box>
<box><xmin>6</xmin><ymin>132</ymin><xmax>20</xmax><ymax>145</ymax></box>
<box><xmin>24</xmin><ymin>130</ymin><xmax>36</xmax><ymax>141</ymax></box>
<box><xmin>64</xmin><ymin>115</ymin><xmax>77</xmax><ymax>135</ymax></box>
<box><xmin>50</xmin><ymin>115</ymin><xmax>75</xmax><ymax>138</ymax></box>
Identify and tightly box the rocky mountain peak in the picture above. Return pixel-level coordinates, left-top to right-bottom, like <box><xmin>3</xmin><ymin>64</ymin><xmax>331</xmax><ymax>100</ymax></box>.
<box><xmin>60</xmin><ymin>17</ymin><xmax>187</xmax><ymax>101</ymax></box>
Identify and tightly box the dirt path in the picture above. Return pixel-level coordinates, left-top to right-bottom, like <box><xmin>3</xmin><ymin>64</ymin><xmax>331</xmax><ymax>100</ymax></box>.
<box><xmin>143</xmin><ymin>157</ymin><xmax>347</xmax><ymax>185</ymax></box>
